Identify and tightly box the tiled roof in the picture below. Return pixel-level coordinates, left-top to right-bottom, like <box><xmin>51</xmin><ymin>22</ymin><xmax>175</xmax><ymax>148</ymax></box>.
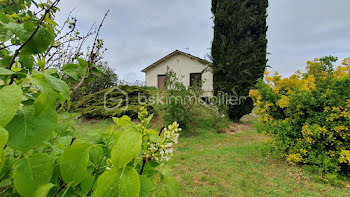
<box><xmin>141</xmin><ymin>50</ymin><xmax>212</xmax><ymax>72</ymax></box>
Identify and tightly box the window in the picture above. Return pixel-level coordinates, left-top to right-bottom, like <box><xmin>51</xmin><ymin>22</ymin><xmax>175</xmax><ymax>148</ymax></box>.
<box><xmin>190</xmin><ymin>73</ymin><xmax>202</xmax><ymax>88</ymax></box>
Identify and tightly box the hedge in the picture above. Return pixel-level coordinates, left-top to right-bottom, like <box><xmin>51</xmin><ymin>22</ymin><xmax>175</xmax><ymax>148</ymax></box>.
<box><xmin>72</xmin><ymin>85</ymin><xmax>153</xmax><ymax>119</ymax></box>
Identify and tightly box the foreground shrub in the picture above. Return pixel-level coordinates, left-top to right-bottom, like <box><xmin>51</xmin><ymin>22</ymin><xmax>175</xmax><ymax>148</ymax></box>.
<box><xmin>72</xmin><ymin>85</ymin><xmax>153</xmax><ymax>119</ymax></box>
<box><xmin>250</xmin><ymin>57</ymin><xmax>350</xmax><ymax>174</ymax></box>
<box><xmin>0</xmin><ymin>1</ymin><xmax>179</xmax><ymax>195</ymax></box>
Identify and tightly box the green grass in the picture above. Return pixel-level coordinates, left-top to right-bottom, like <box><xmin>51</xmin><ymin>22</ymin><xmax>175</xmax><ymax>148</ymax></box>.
<box><xmin>76</xmin><ymin>119</ymin><xmax>350</xmax><ymax>196</ymax></box>
<box><xmin>169</xmin><ymin>129</ymin><xmax>350</xmax><ymax>196</ymax></box>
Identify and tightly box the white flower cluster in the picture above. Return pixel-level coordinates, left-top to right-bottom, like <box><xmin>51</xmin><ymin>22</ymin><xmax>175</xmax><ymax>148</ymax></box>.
<box><xmin>143</xmin><ymin>122</ymin><xmax>181</xmax><ymax>162</ymax></box>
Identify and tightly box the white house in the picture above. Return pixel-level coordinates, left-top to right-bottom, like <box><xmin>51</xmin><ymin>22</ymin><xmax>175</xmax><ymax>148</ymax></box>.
<box><xmin>141</xmin><ymin>50</ymin><xmax>213</xmax><ymax>96</ymax></box>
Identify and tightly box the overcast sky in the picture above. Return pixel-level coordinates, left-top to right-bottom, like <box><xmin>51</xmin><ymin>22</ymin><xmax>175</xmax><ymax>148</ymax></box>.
<box><xmin>56</xmin><ymin>0</ymin><xmax>350</xmax><ymax>83</ymax></box>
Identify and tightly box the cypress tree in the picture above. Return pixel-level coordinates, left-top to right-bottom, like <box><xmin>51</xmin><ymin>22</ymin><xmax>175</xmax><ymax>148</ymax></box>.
<box><xmin>211</xmin><ymin>0</ymin><xmax>268</xmax><ymax>121</ymax></box>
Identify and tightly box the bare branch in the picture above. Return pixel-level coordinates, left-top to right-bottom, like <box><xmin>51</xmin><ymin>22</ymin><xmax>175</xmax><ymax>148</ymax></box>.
<box><xmin>0</xmin><ymin>44</ymin><xmax>14</xmax><ymax>51</ymax></box>
<box><xmin>71</xmin><ymin>10</ymin><xmax>110</xmax><ymax>93</ymax></box>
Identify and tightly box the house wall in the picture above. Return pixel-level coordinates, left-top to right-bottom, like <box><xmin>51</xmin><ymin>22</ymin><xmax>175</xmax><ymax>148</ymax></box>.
<box><xmin>144</xmin><ymin>53</ymin><xmax>213</xmax><ymax>96</ymax></box>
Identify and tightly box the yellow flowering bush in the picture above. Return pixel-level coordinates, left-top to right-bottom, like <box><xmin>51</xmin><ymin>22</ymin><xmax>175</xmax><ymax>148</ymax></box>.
<box><xmin>250</xmin><ymin>57</ymin><xmax>350</xmax><ymax>174</ymax></box>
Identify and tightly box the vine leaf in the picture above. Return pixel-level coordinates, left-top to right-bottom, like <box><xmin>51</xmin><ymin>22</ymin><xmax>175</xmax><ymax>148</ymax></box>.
<box><xmin>110</xmin><ymin>123</ymin><xmax>142</xmax><ymax>169</ymax></box>
<box><xmin>93</xmin><ymin>166</ymin><xmax>140</xmax><ymax>197</ymax></box>
<box><xmin>13</xmin><ymin>153</ymin><xmax>55</xmax><ymax>197</ymax></box>
<box><xmin>0</xmin><ymin>84</ymin><xmax>23</xmax><ymax>127</ymax></box>
<box><xmin>6</xmin><ymin>105</ymin><xmax>57</xmax><ymax>152</ymax></box>
<box><xmin>60</xmin><ymin>140</ymin><xmax>90</xmax><ymax>187</ymax></box>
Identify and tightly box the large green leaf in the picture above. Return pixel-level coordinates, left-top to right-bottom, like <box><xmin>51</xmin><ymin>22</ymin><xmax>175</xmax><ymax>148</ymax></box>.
<box><xmin>89</xmin><ymin>145</ymin><xmax>104</xmax><ymax>165</ymax></box>
<box><xmin>113</xmin><ymin>115</ymin><xmax>136</xmax><ymax>132</ymax></box>
<box><xmin>0</xmin><ymin>126</ymin><xmax>8</xmax><ymax>151</ymax></box>
<box><xmin>111</xmin><ymin>128</ymin><xmax>142</xmax><ymax>169</ymax></box>
<box><xmin>61</xmin><ymin>63</ymin><xmax>87</xmax><ymax>80</ymax></box>
<box><xmin>140</xmin><ymin>175</ymin><xmax>154</xmax><ymax>197</ymax></box>
<box><xmin>0</xmin><ymin>84</ymin><xmax>23</xmax><ymax>127</ymax></box>
<box><xmin>0</xmin><ymin>24</ymin><xmax>14</xmax><ymax>42</ymax></box>
<box><xmin>30</xmin><ymin>73</ymin><xmax>59</xmax><ymax>114</ymax></box>
<box><xmin>5</xmin><ymin>22</ymin><xmax>54</xmax><ymax>55</ymax></box>
<box><xmin>31</xmin><ymin>183</ymin><xmax>55</xmax><ymax>197</ymax></box>
<box><xmin>93</xmin><ymin>166</ymin><xmax>140</xmax><ymax>197</ymax></box>
<box><xmin>4</xmin><ymin>22</ymin><xmax>29</xmax><ymax>42</ymax></box>
<box><xmin>0</xmin><ymin>67</ymin><xmax>15</xmax><ymax>75</ymax></box>
<box><xmin>44</xmin><ymin>73</ymin><xmax>70</xmax><ymax>104</ymax></box>
<box><xmin>13</xmin><ymin>153</ymin><xmax>54</xmax><ymax>197</ymax></box>
<box><xmin>6</xmin><ymin>105</ymin><xmax>57</xmax><ymax>152</ymax></box>
<box><xmin>19</xmin><ymin>54</ymin><xmax>34</xmax><ymax>69</ymax></box>
<box><xmin>22</xmin><ymin>25</ymin><xmax>54</xmax><ymax>55</ymax></box>
<box><xmin>80</xmin><ymin>174</ymin><xmax>95</xmax><ymax>196</ymax></box>
<box><xmin>60</xmin><ymin>140</ymin><xmax>90</xmax><ymax>186</ymax></box>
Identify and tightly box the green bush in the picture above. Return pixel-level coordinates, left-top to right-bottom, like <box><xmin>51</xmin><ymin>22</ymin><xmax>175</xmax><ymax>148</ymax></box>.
<box><xmin>250</xmin><ymin>57</ymin><xmax>350</xmax><ymax>174</ymax></box>
<box><xmin>72</xmin><ymin>85</ymin><xmax>153</xmax><ymax>119</ymax></box>
<box><xmin>161</xmin><ymin>69</ymin><xmax>200</xmax><ymax>131</ymax></box>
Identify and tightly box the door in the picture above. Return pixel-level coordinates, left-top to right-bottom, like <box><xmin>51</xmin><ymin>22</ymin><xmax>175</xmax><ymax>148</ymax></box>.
<box><xmin>158</xmin><ymin>75</ymin><xmax>166</xmax><ymax>90</ymax></box>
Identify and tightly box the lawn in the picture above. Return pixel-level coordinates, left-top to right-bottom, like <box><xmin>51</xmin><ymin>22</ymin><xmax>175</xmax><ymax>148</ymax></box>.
<box><xmin>76</xmin><ymin>119</ymin><xmax>350</xmax><ymax>197</ymax></box>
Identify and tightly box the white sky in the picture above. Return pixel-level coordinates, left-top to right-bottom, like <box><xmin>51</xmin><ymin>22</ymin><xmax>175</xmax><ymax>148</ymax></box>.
<box><xmin>55</xmin><ymin>0</ymin><xmax>350</xmax><ymax>82</ymax></box>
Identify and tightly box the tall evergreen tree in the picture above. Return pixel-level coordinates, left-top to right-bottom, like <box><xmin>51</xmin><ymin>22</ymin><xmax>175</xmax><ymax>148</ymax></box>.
<box><xmin>211</xmin><ymin>0</ymin><xmax>268</xmax><ymax>121</ymax></box>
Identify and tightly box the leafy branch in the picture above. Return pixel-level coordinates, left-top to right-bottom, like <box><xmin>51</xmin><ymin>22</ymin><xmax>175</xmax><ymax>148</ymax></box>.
<box><xmin>7</xmin><ymin>0</ymin><xmax>61</xmax><ymax>70</ymax></box>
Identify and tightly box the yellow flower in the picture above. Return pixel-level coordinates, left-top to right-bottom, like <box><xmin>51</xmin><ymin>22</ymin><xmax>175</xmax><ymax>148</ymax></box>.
<box><xmin>287</xmin><ymin>153</ymin><xmax>303</xmax><ymax>163</ymax></box>
<box><xmin>334</xmin><ymin>125</ymin><xmax>349</xmax><ymax>133</ymax></box>
<box><xmin>277</xmin><ymin>95</ymin><xmax>290</xmax><ymax>108</ymax></box>
<box><xmin>317</xmin><ymin>126</ymin><xmax>328</xmax><ymax>134</ymax></box>
<box><xmin>300</xmin><ymin>149</ymin><xmax>308</xmax><ymax>155</ymax></box>
<box><xmin>339</xmin><ymin>150</ymin><xmax>350</xmax><ymax>164</ymax></box>
<box><xmin>301</xmin><ymin>75</ymin><xmax>316</xmax><ymax>91</ymax></box>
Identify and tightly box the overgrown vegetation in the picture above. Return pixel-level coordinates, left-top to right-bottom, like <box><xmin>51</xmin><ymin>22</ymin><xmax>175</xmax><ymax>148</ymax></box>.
<box><xmin>250</xmin><ymin>57</ymin><xmax>350</xmax><ymax>175</ymax></box>
<box><xmin>76</xmin><ymin>117</ymin><xmax>350</xmax><ymax>196</ymax></box>
<box><xmin>161</xmin><ymin>69</ymin><xmax>198</xmax><ymax>131</ymax></box>
<box><xmin>211</xmin><ymin>0</ymin><xmax>268</xmax><ymax>121</ymax></box>
<box><xmin>160</xmin><ymin>69</ymin><xmax>229</xmax><ymax>134</ymax></box>
<box><xmin>70</xmin><ymin>62</ymin><xmax>118</xmax><ymax>102</ymax></box>
<box><xmin>0</xmin><ymin>1</ymin><xmax>179</xmax><ymax>196</ymax></box>
<box><xmin>72</xmin><ymin>85</ymin><xmax>153</xmax><ymax>119</ymax></box>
